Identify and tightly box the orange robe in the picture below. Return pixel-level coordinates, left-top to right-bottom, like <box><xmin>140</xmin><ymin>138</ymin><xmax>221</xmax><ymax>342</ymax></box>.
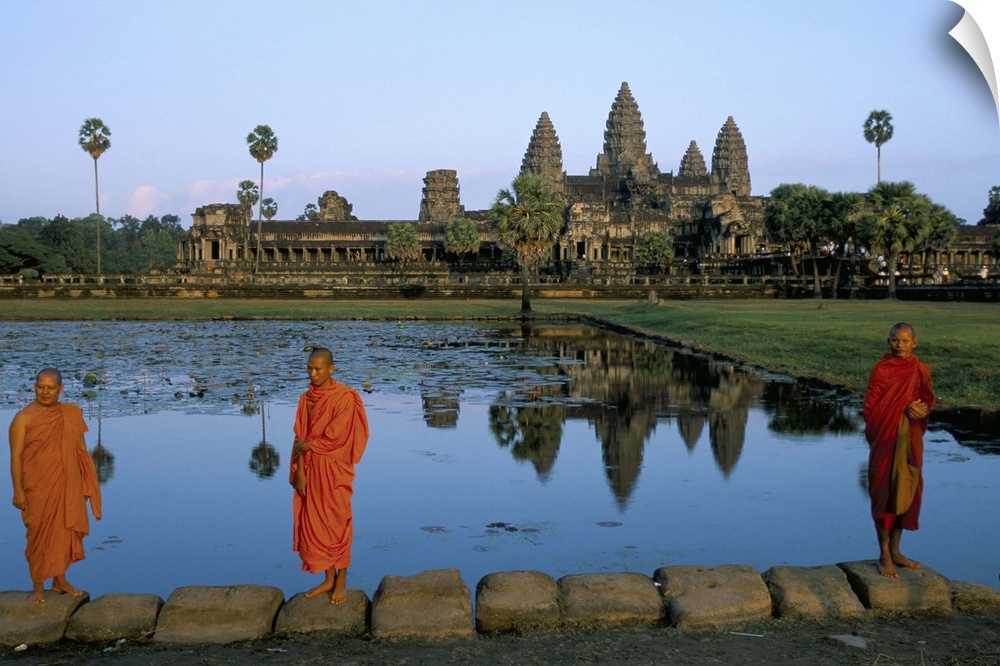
<box><xmin>20</xmin><ymin>403</ymin><xmax>102</xmax><ymax>583</ymax></box>
<box><xmin>864</xmin><ymin>353</ymin><xmax>934</xmax><ymax>531</ymax></box>
<box><xmin>292</xmin><ymin>380</ymin><xmax>368</xmax><ymax>573</ymax></box>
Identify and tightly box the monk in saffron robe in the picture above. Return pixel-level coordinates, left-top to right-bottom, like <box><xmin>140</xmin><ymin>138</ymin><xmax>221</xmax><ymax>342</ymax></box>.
<box><xmin>290</xmin><ymin>347</ymin><xmax>369</xmax><ymax>604</ymax></box>
<box><xmin>864</xmin><ymin>323</ymin><xmax>934</xmax><ymax>578</ymax></box>
<box><xmin>9</xmin><ymin>368</ymin><xmax>102</xmax><ymax>604</ymax></box>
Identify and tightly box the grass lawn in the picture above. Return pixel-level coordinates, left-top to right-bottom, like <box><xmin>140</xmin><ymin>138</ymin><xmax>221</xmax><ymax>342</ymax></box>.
<box><xmin>2</xmin><ymin>297</ymin><xmax>996</xmax><ymax>408</ymax></box>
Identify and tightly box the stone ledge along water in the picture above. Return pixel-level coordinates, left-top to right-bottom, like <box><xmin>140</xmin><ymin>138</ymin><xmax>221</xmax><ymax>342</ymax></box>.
<box><xmin>2</xmin><ymin>564</ymin><xmax>999</xmax><ymax>647</ymax></box>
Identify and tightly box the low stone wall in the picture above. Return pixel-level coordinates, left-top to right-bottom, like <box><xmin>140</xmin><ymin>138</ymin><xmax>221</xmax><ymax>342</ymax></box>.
<box><xmin>2</xmin><ymin>563</ymin><xmax>998</xmax><ymax>647</ymax></box>
<box><xmin>0</xmin><ymin>282</ymin><xmax>790</xmax><ymax>300</ymax></box>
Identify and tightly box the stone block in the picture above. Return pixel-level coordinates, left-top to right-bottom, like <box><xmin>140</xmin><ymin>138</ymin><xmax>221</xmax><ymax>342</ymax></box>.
<box><xmin>836</xmin><ymin>561</ymin><xmax>952</xmax><ymax>614</ymax></box>
<box><xmin>950</xmin><ymin>581</ymin><xmax>1000</xmax><ymax>614</ymax></box>
<box><xmin>558</xmin><ymin>573</ymin><xmax>662</xmax><ymax>626</ymax></box>
<box><xmin>153</xmin><ymin>585</ymin><xmax>284</xmax><ymax>644</ymax></box>
<box><xmin>0</xmin><ymin>590</ymin><xmax>89</xmax><ymax>646</ymax></box>
<box><xmin>762</xmin><ymin>565</ymin><xmax>865</xmax><ymax>620</ymax></box>
<box><xmin>371</xmin><ymin>568</ymin><xmax>473</xmax><ymax>639</ymax></box>
<box><xmin>654</xmin><ymin>564</ymin><xmax>771</xmax><ymax>628</ymax></box>
<box><xmin>65</xmin><ymin>593</ymin><xmax>163</xmax><ymax>642</ymax></box>
<box><xmin>475</xmin><ymin>570</ymin><xmax>560</xmax><ymax>633</ymax></box>
<box><xmin>274</xmin><ymin>590</ymin><xmax>369</xmax><ymax>637</ymax></box>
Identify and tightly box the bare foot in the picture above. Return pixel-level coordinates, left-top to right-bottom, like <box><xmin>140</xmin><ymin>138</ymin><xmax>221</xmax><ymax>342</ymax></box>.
<box><xmin>27</xmin><ymin>590</ymin><xmax>46</xmax><ymax>604</ymax></box>
<box><xmin>304</xmin><ymin>581</ymin><xmax>333</xmax><ymax>599</ymax></box>
<box><xmin>878</xmin><ymin>558</ymin><xmax>899</xmax><ymax>578</ymax></box>
<box><xmin>892</xmin><ymin>554</ymin><xmax>922</xmax><ymax>570</ymax></box>
<box><xmin>331</xmin><ymin>571</ymin><xmax>347</xmax><ymax>605</ymax></box>
<box><xmin>52</xmin><ymin>581</ymin><xmax>84</xmax><ymax>597</ymax></box>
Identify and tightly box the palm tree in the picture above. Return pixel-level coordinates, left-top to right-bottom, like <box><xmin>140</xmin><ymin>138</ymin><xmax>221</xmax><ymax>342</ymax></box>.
<box><xmin>863</xmin><ymin>110</ymin><xmax>894</xmax><ymax>184</ymax></box>
<box><xmin>236</xmin><ymin>180</ymin><xmax>259</xmax><ymax>264</ymax></box>
<box><xmin>489</xmin><ymin>173</ymin><xmax>564</xmax><ymax>313</ymax></box>
<box><xmin>246</xmin><ymin>125</ymin><xmax>278</xmax><ymax>274</ymax></box>
<box><xmin>261</xmin><ymin>198</ymin><xmax>278</xmax><ymax>222</ymax></box>
<box><xmin>78</xmin><ymin>118</ymin><xmax>111</xmax><ymax>274</ymax></box>
<box><xmin>858</xmin><ymin>181</ymin><xmax>931</xmax><ymax>298</ymax></box>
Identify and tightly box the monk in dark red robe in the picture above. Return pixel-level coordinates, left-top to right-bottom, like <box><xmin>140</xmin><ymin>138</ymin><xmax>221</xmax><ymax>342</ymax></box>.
<box><xmin>864</xmin><ymin>323</ymin><xmax>934</xmax><ymax>578</ymax></box>
<box><xmin>9</xmin><ymin>368</ymin><xmax>102</xmax><ymax>604</ymax></box>
<box><xmin>290</xmin><ymin>347</ymin><xmax>368</xmax><ymax>604</ymax></box>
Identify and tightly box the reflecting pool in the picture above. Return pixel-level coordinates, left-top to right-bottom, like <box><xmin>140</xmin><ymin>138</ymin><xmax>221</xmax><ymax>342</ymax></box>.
<box><xmin>0</xmin><ymin>320</ymin><xmax>996</xmax><ymax>597</ymax></box>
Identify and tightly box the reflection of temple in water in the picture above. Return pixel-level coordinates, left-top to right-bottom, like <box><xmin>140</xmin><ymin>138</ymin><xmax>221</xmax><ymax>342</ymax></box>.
<box><xmin>452</xmin><ymin>325</ymin><xmax>859</xmax><ymax>506</ymax></box>
<box><xmin>421</xmin><ymin>388</ymin><xmax>461</xmax><ymax>429</ymax></box>
<box><xmin>510</xmin><ymin>327</ymin><xmax>769</xmax><ymax>502</ymax></box>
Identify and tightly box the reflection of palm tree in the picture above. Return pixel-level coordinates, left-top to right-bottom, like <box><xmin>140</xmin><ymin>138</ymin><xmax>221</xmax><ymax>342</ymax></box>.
<box><xmin>90</xmin><ymin>444</ymin><xmax>115</xmax><ymax>485</ymax></box>
<box><xmin>249</xmin><ymin>441</ymin><xmax>281</xmax><ymax>479</ymax></box>
<box><xmin>489</xmin><ymin>392</ymin><xmax>565</xmax><ymax>480</ymax></box>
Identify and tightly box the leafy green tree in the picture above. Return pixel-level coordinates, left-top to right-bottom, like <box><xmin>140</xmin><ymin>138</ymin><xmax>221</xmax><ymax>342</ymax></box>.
<box><xmin>863</xmin><ymin>110</ymin><xmax>893</xmax><ymax>184</ymax></box>
<box><xmin>40</xmin><ymin>215</ymin><xmax>95</xmax><ymax>273</ymax></box>
<box><xmin>764</xmin><ymin>183</ymin><xmax>840</xmax><ymax>297</ymax></box>
<box><xmin>298</xmin><ymin>203</ymin><xmax>319</xmax><ymax>221</ymax></box>
<box><xmin>635</xmin><ymin>231</ymin><xmax>674</xmax><ymax>273</ymax></box>
<box><xmin>825</xmin><ymin>192</ymin><xmax>863</xmax><ymax>299</ymax></box>
<box><xmin>261</xmin><ymin>198</ymin><xmax>278</xmax><ymax>222</ymax></box>
<box><xmin>444</xmin><ymin>217</ymin><xmax>480</xmax><ymax>266</ymax></box>
<box><xmin>857</xmin><ymin>181</ymin><xmax>932</xmax><ymax>298</ymax></box>
<box><xmin>384</xmin><ymin>222</ymin><xmax>421</xmax><ymax>262</ymax></box>
<box><xmin>236</xmin><ymin>180</ymin><xmax>259</xmax><ymax>264</ymax></box>
<box><xmin>78</xmin><ymin>118</ymin><xmax>111</xmax><ymax>274</ymax></box>
<box><xmin>489</xmin><ymin>173</ymin><xmax>564</xmax><ymax>313</ymax></box>
<box><xmin>915</xmin><ymin>202</ymin><xmax>959</xmax><ymax>276</ymax></box>
<box><xmin>980</xmin><ymin>185</ymin><xmax>1000</xmax><ymax>225</ymax></box>
<box><xmin>247</xmin><ymin>125</ymin><xmax>278</xmax><ymax>273</ymax></box>
<box><xmin>0</xmin><ymin>225</ymin><xmax>65</xmax><ymax>275</ymax></box>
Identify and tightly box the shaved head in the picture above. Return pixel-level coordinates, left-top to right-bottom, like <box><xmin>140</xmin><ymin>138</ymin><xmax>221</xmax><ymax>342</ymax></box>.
<box><xmin>309</xmin><ymin>347</ymin><xmax>334</xmax><ymax>366</ymax></box>
<box><xmin>889</xmin><ymin>322</ymin><xmax>915</xmax><ymax>338</ymax></box>
<box><xmin>36</xmin><ymin>368</ymin><xmax>63</xmax><ymax>385</ymax></box>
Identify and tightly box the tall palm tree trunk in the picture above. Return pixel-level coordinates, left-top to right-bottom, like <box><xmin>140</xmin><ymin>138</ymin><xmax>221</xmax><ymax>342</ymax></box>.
<box><xmin>812</xmin><ymin>257</ymin><xmax>822</xmax><ymax>298</ymax></box>
<box><xmin>520</xmin><ymin>263</ymin><xmax>532</xmax><ymax>313</ymax></box>
<box><xmin>254</xmin><ymin>162</ymin><xmax>264</xmax><ymax>275</ymax></box>
<box><xmin>93</xmin><ymin>157</ymin><xmax>102</xmax><ymax>275</ymax></box>
<box><xmin>887</xmin><ymin>251</ymin><xmax>898</xmax><ymax>299</ymax></box>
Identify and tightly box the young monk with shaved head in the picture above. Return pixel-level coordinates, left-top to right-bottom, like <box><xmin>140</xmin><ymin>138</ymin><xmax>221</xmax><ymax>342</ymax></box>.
<box><xmin>863</xmin><ymin>323</ymin><xmax>934</xmax><ymax>578</ymax></box>
<box><xmin>9</xmin><ymin>368</ymin><xmax>102</xmax><ymax>604</ymax></box>
<box><xmin>290</xmin><ymin>347</ymin><xmax>369</xmax><ymax>604</ymax></box>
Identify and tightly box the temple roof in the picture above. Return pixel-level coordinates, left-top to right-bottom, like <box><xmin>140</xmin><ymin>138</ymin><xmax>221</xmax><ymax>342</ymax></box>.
<box><xmin>593</xmin><ymin>82</ymin><xmax>659</xmax><ymax>180</ymax></box>
<box><xmin>521</xmin><ymin>111</ymin><xmax>565</xmax><ymax>196</ymax></box>
<box><xmin>711</xmin><ymin>116</ymin><xmax>751</xmax><ymax>196</ymax></box>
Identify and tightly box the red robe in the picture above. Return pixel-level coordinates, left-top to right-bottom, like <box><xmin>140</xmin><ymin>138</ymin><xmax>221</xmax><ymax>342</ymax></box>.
<box><xmin>292</xmin><ymin>380</ymin><xmax>368</xmax><ymax>573</ymax></box>
<box><xmin>20</xmin><ymin>403</ymin><xmax>102</xmax><ymax>582</ymax></box>
<box><xmin>864</xmin><ymin>353</ymin><xmax>934</xmax><ymax>531</ymax></box>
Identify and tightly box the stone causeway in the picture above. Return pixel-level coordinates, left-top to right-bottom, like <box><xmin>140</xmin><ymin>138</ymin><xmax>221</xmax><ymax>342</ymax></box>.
<box><xmin>2</xmin><ymin>562</ymin><xmax>998</xmax><ymax>647</ymax></box>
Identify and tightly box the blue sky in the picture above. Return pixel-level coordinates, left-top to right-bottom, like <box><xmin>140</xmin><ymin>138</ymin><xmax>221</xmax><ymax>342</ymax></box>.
<box><xmin>1</xmin><ymin>0</ymin><xmax>997</xmax><ymax>228</ymax></box>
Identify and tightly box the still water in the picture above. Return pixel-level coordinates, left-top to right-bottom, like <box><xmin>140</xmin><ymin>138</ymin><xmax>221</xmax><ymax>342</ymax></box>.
<box><xmin>1</xmin><ymin>320</ymin><xmax>996</xmax><ymax>598</ymax></box>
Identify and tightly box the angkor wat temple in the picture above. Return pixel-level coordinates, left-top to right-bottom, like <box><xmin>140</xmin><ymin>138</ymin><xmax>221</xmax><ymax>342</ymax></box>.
<box><xmin>176</xmin><ymin>82</ymin><xmax>995</xmax><ymax>290</ymax></box>
<box><xmin>178</xmin><ymin>82</ymin><xmax>762</xmax><ymax>271</ymax></box>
